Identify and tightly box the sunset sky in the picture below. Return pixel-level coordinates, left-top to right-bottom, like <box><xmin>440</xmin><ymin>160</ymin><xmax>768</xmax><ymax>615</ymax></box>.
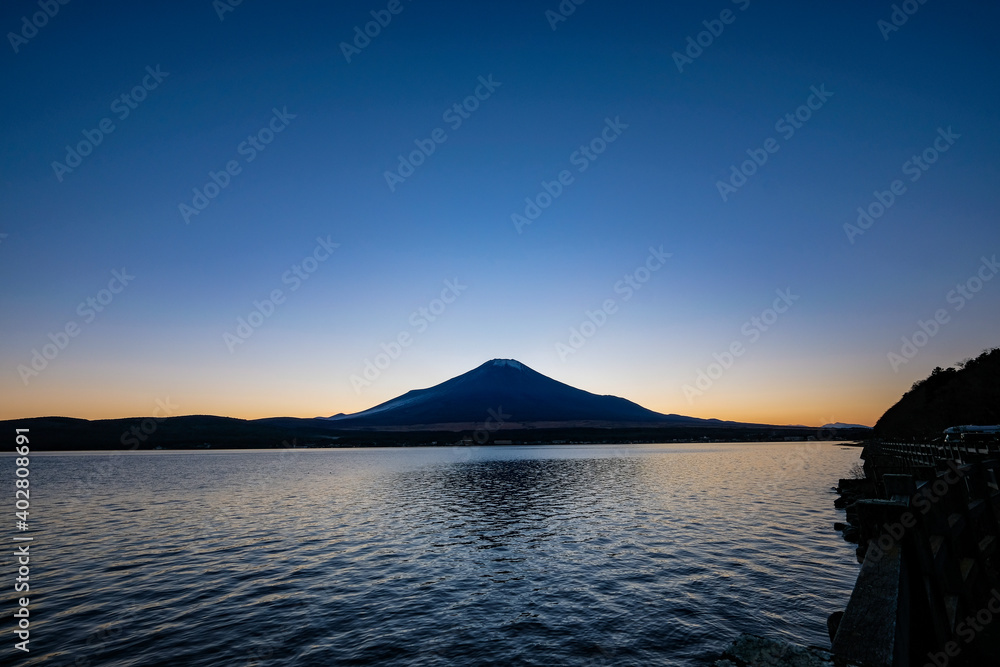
<box><xmin>2</xmin><ymin>1</ymin><xmax>998</xmax><ymax>427</ymax></box>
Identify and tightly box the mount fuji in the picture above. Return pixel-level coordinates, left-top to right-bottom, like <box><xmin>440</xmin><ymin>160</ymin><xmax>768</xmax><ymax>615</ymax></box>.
<box><xmin>324</xmin><ymin>358</ymin><xmax>722</xmax><ymax>428</ymax></box>
<box><xmin>4</xmin><ymin>359</ymin><xmax>873</xmax><ymax>450</ymax></box>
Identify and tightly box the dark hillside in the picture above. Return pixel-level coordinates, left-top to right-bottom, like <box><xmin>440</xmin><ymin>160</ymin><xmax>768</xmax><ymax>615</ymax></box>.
<box><xmin>873</xmin><ymin>347</ymin><xmax>1000</xmax><ymax>439</ymax></box>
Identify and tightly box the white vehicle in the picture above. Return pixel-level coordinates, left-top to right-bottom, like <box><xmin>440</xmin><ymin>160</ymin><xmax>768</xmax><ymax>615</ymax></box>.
<box><xmin>943</xmin><ymin>425</ymin><xmax>1000</xmax><ymax>443</ymax></box>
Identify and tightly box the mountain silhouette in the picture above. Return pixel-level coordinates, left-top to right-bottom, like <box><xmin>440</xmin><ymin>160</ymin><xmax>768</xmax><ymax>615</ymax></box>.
<box><xmin>874</xmin><ymin>347</ymin><xmax>1000</xmax><ymax>439</ymax></box>
<box><xmin>2</xmin><ymin>358</ymin><xmax>866</xmax><ymax>449</ymax></box>
<box><xmin>326</xmin><ymin>358</ymin><xmax>717</xmax><ymax>427</ymax></box>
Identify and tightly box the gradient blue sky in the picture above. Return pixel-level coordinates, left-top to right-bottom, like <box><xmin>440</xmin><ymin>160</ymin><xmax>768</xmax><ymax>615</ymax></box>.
<box><xmin>2</xmin><ymin>0</ymin><xmax>998</xmax><ymax>426</ymax></box>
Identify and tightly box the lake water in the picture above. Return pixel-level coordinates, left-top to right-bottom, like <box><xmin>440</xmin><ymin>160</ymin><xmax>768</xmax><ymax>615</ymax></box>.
<box><xmin>12</xmin><ymin>442</ymin><xmax>862</xmax><ymax>666</ymax></box>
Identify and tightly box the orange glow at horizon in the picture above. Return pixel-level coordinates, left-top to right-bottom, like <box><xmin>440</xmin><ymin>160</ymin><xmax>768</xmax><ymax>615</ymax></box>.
<box><xmin>2</xmin><ymin>369</ymin><xmax>899</xmax><ymax>427</ymax></box>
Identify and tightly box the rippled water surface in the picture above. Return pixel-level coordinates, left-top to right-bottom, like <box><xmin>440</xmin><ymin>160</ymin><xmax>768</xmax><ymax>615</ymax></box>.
<box><xmin>13</xmin><ymin>443</ymin><xmax>863</xmax><ymax>666</ymax></box>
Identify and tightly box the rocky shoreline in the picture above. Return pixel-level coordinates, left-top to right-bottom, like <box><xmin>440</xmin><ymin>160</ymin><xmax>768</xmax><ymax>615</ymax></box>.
<box><xmin>713</xmin><ymin>633</ymin><xmax>856</xmax><ymax>667</ymax></box>
<box><xmin>832</xmin><ymin>476</ymin><xmax>875</xmax><ymax>561</ymax></box>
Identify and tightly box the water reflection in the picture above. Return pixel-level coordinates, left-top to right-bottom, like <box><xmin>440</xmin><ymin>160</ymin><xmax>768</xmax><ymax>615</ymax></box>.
<box><xmin>18</xmin><ymin>444</ymin><xmax>861</xmax><ymax>667</ymax></box>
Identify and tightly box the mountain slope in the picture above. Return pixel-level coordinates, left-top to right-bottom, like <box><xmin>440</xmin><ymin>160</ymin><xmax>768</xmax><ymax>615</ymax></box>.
<box><xmin>326</xmin><ymin>359</ymin><xmax>710</xmax><ymax>427</ymax></box>
<box><xmin>873</xmin><ymin>347</ymin><xmax>1000</xmax><ymax>439</ymax></box>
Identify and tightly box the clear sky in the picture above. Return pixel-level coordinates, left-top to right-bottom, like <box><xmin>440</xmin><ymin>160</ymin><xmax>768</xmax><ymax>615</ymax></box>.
<box><xmin>2</xmin><ymin>0</ymin><xmax>998</xmax><ymax>427</ymax></box>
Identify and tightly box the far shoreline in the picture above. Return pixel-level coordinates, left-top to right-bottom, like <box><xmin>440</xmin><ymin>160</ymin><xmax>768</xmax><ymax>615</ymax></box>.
<box><xmin>7</xmin><ymin>439</ymin><xmax>868</xmax><ymax>454</ymax></box>
<box><xmin>2</xmin><ymin>414</ymin><xmax>873</xmax><ymax>451</ymax></box>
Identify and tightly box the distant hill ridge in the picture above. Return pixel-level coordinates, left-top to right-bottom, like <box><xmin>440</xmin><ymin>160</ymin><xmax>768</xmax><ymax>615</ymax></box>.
<box><xmin>874</xmin><ymin>347</ymin><xmax>1000</xmax><ymax>439</ymax></box>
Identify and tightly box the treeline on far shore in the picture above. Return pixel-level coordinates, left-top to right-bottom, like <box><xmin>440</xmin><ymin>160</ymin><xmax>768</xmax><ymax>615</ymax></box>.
<box><xmin>0</xmin><ymin>415</ymin><xmax>871</xmax><ymax>451</ymax></box>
